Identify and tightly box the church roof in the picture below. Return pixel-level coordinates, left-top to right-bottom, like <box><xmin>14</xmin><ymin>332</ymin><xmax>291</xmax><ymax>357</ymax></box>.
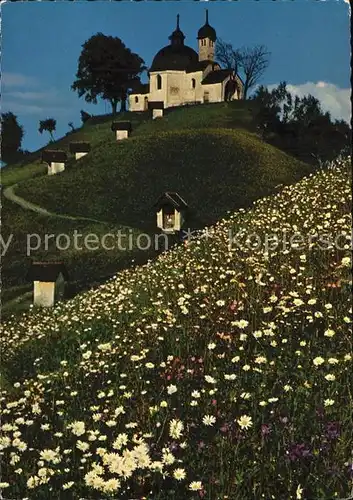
<box><xmin>69</xmin><ymin>142</ymin><xmax>91</xmax><ymax>153</ymax></box>
<box><xmin>185</xmin><ymin>60</ymin><xmax>220</xmax><ymax>73</ymax></box>
<box><xmin>41</xmin><ymin>150</ymin><xmax>67</xmax><ymax>164</ymax></box>
<box><xmin>28</xmin><ymin>262</ymin><xmax>68</xmax><ymax>282</ymax></box>
<box><xmin>150</xmin><ymin>44</ymin><xmax>199</xmax><ymax>72</ymax></box>
<box><xmin>150</xmin><ymin>15</ymin><xmax>199</xmax><ymax>72</ymax></box>
<box><xmin>132</xmin><ymin>82</ymin><xmax>149</xmax><ymax>95</ymax></box>
<box><xmin>148</xmin><ymin>101</ymin><xmax>164</xmax><ymax>110</ymax></box>
<box><xmin>197</xmin><ymin>10</ymin><xmax>217</xmax><ymax>41</ymax></box>
<box><xmin>111</xmin><ymin>121</ymin><xmax>132</xmax><ymax>132</ymax></box>
<box><xmin>202</xmin><ymin>69</ymin><xmax>233</xmax><ymax>85</ymax></box>
<box><xmin>154</xmin><ymin>192</ymin><xmax>188</xmax><ymax>210</ymax></box>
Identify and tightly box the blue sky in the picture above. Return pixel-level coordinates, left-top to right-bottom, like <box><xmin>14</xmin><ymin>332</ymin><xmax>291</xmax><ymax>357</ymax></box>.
<box><xmin>2</xmin><ymin>1</ymin><xmax>350</xmax><ymax>153</ymax></box>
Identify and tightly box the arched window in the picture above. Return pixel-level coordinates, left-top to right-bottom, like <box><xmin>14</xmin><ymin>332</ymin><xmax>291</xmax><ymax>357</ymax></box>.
<box><xmin>135</xmin><ymin>96</ymin><xmax>139</xmax><ymax>103</ymax></box>
<box><xmin>191</xmin><ymin>78</ymin><xmax>196</xmax><ymax>89</ymax></box>
<box><xmin>157</xmin><ymin>74</ymin><xmax>162</xmax><ymax>90</ymax></box>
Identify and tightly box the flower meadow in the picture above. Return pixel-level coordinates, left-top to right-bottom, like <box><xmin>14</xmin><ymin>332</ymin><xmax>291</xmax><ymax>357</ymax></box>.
<box><xmin>1</xmin><ymin>157</ymin><xmax>352</xmax><ymax>500</ymax></box>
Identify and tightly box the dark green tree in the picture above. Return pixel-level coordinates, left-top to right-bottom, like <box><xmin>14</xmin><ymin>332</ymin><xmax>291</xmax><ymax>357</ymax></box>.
<box><xmin>0</xmin><ymin>112</ymin><xmax>24</xmax><ymax>163</ymax></box>
<box><xmin>252</xmin><ymin>82</ymin><xmax>289</xmax><ymax>138</ymax></box>
<box><xmin>252</xmin><ymin>82</ymin><xmax>351</xmax><ymax>165</ymax></box>
<box><xmin>72</xmin><ymin>33</ymin><xmax>146</xmax><ymax>115</ymax></box>
<box><xmin>39</xmin><ymin>118</ymin><xmax>56</xmax><ymax>142</ymax></box>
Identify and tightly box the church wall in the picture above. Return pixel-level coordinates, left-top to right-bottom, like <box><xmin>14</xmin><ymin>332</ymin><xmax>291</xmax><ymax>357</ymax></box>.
<box><xmin>153</xmin><ymin>109</ymin><xmax>164</xmax><ymax>119</ymax></box>
<box><xmin>235</xmin><ymin>76</ymin><xmax>244</xmax><ymax>99</ymax></box>
<box><xmin>129</xmin><ymin>59</ymin><xmax>243</xmax><ymax>111</ymax></box>
<box><xmin>165</xmin><ymin>71</ymin><xmax>184</xmax><ymax>107</ymax></box>
<box><xmin>128</xmin><ymin>94</ymin><xmax>147</xmax><ymax>112</ymax></box>
<box><xmin>198</xmin><ymin>39</ymin><xmax>215</xmax><ymax>62</ymax></box>
<box><xmin>116</xmin><ymin>130</ymin><xmax>129</xmax><ymax>140</ymax></box>
<box><xmin>222</xmin><ymin>76</ymin><xmax>231</xmax><ymax>101</ymax></box>
<box><xmin>48</xmin><ymin>162</ymin><xmax>65</xmax><ymax>176</ymax></box>
<box><xmin>75</xmin><ymin>152</ymin><xmax>89</xmax><ymax>160</ymax></box>
<box><xmin>34</xmin><ymin>281</ymin><xmax>55</xmax><ymax>307</ymax></box>
<box><xmin>149</xmin><ymin>72</ymin><xmax>168</xmax><ymax>105</ymax></box>
<box><xmin>202</xmin><ymin>83</ymin><xmax>223</xmax><ymax>103</ymax></box>
<box><xmin>182</xmin><ymin>71</ymin><xmax>204</xmax><ymax>104</ymax></box>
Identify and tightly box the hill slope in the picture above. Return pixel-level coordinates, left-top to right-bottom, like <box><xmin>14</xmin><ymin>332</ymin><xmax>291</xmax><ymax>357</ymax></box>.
<box><xmin>16</xmin><ymin>127</ymin><xmax>311</xmax><ymax>229</ymax></box>
<box><xmin>1</xmin><ymin>158</ymin><xmax>351</xmax><ymax>499</ymax></box>
<box><xmin>1</xmin><ymin>101</ymin><xmax>311</xmax><ymax>313</ymax></box>
<box><xmin>1</xmin><ymin>101</ymin><xmax>255</xmax><ymax>187</ymax></box>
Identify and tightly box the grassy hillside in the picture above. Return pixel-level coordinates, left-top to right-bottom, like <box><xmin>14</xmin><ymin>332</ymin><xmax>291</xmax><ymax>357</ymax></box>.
<box><xmin>1</xmin><ymin>197</ymin><xmax>160</xmax><ymax>311</ymax></box>
<box><xmin>133</xmin><ymin>100</ymin><xmax>259</xmax><ymax>136</ymax></box>
<box><xmin>1</xmin><ymin>101</ymin><xmax>311</xmax><ymax>315</ymax></box>
<box><xmin>1</xmin><ymin>157</ymin><xmax>351</xmax><ymax>499</ymax></box>
<box><xmin>0</xmin><ymin>111</ymin><xmax>150</xmax><ymax>187</ymax></box>
<box><xmin>16</xmin><ymin>128</ymin><xmax>311</xmax><ymax>228</ymax></box>
<box><xmin>1</xmin><ymin>101</ymin><xmax>254</xmax><ymax>187</ymax></box>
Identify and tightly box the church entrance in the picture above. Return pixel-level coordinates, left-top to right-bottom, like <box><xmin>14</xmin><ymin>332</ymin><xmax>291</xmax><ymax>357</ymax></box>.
<box><xmin>144</xmin><ymin>96</ymin><xmax>149</xmax><ymax>111</ymax></box>
<box><xmin>224</xmin><ymin>79</ymin><xmax>237</xmax><ymax>102</ymax></box>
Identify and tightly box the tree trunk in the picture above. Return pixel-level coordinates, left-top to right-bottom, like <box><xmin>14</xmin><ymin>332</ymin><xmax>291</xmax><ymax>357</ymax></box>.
<box><xmin>111</xmin><ymin>100</ymin><xmax>118</xmax><ymax>116</ymax></box>
<box><xmin>243</xmin><ymin>82</ymin><xmax>249</xmax><ymax>100</ymax></box>
<box><xmin>120</xmin><ymin>97</ymin><xmax>127</xmax><ymax>113</ymax></box>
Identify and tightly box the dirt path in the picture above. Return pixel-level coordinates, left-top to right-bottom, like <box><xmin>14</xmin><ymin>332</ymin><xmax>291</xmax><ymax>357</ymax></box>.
<box><xmin>3</xmin><ymin>184</ymin><xmax>114</xmax><ymax>226</ymax></box>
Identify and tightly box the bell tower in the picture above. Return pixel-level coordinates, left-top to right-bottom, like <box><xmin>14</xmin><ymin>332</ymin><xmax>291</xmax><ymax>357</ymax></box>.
<box><xmin>197</xmin><ymin>9</ymin><xmax>217</xmax><ymax>62</ymax></box>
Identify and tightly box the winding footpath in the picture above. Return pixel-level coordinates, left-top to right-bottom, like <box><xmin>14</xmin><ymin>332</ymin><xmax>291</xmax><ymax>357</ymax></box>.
<box><xmin>3</xmin><ymin>183</ymin><xmax>114</xmax><ymax>226</ymax></box>
<box><xmin>2</xmin><ymin>180</ymin><xmax>139</xmax><ymax>316</ymax></box>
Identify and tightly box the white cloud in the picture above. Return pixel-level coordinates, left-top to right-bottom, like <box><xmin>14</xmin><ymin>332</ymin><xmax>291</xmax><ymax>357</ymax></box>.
<box><xmin>268</xmin><ymin>81</ymin><xmax>351</xmax><ymax>124</ymax></box>
<box><xmin>2</xmin><ymin>72</ymin><xmax>39</xmax><ymax>88</ymax></box>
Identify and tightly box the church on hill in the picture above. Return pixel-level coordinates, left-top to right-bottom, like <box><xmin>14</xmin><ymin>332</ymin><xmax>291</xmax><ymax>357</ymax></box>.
<box><xmin>129</xmin><ymin>11</ymin><xmax>244</xmax><ymax>112</ymax></box>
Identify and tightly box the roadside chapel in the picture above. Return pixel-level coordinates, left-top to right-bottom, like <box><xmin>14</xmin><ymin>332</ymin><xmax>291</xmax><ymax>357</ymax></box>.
<box><xmin>28</xmin><ymin>261</ymin><xmax>69</xmax><ymax>307</ymax></box>
<box><xmin>154</xmin><ymin>191</ymin><xmax>188</xmax><ymax>233</ymax></box>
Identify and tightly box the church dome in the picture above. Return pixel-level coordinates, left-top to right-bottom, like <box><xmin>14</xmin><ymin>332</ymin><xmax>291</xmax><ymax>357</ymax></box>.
<box><xmin>149</xmin><ymin>14</ymin><xmax>199</xmax><ymax>72</ymax></box>
<box><xmin>150</xmin><ymin>44</ymin><xmax>199</xmax><ymax>72</ymax></box>
<box><xmin>197</xmin><ymin>9</ymin><xmax>216</xmax><ymax>41</ymax></box>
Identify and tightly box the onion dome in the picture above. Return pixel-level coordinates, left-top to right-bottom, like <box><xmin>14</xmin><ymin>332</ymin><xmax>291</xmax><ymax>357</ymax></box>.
<box><xmin>150</xmin><ymin>15</ymin><xmax>199</xmax><ymax>72</ymax></box>
<box><xmin>197</xmin><ymin>9</ymin><xmax>217</xmax><ymax>42</ymax></box>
